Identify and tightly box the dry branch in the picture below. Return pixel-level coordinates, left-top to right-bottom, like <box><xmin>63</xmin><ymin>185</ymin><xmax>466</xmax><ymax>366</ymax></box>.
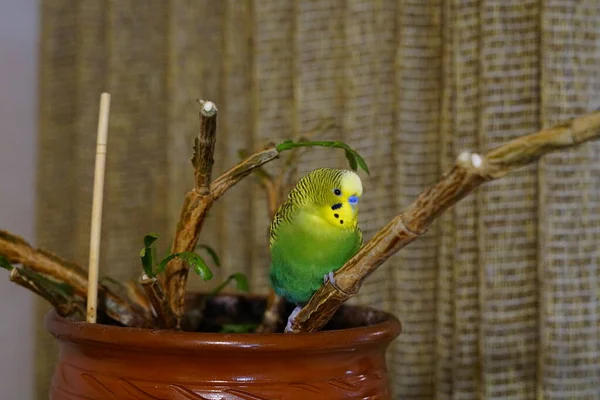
<box><xmin>0</xmin><ymin>230</ymin><xmax>152</xmax><ymax>327</ymax></box>
<box><xmin>10</xmin><ymin>267</ymin><xmax>85</xmax><ymax>318</ymax></box>
<box><xmin>0</xmin><ymin>230</ymin><xmax>88</xmax><ymax>293</ymax></box>
<box><xmin>288</xmin><ymin>110</ymin><xmax>600</xmax><ymax>333</ymax></box>
<box><xmin>164</xmin><ymin>101</ymin><xmax>282</xmax><ymax>329</ymax></box>
<box><xmin>210</xmin><ymin>144</ymin><xmax>280</xmax><ymax>200</ymax></box>
<box><xmin>163</xmin><ymin>101</ymin><xmax>219</xmax><ymax>328</ymax></box>
<box><xmin>194</xmin><ymin>100</ymin><xmax>218</xmax><ymax>192</ymax></box>
<box><xmin>139</xmin><ymin>273</ymin><xmax>172</xmax><ymax>328</ymax></box>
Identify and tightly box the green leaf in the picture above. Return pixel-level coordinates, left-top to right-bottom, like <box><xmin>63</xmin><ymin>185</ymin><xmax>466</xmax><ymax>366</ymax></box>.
<box><xmin>275</xmin><ymin>140</ymin><xmax>369</xmax><ymax>174</ymax></box>
<box><xmin>353</xmin><ymin>151</ymin><xmax>369</xmax><ymax>174</ymax></box>
<box><xmin>232</xmin><ymin>273</ymin><xmax>249</xmax><ymax>292</ymax></box>
<box><xmin>157</xmin><ymin>252</ymin><xmax>213</xmax><ymax>281</ymax></box>
<box><xmin>209</xmin><ymin>273</ymin><xmax>249</xmax><ymax>296</ymax></box>
<box><xmin>345</xmin><ymin>149</ymin><xmax>358</xmax><ymax>171</ymax></box>
<box><xmin>195</xmin><ymin>244</ymin><xmax>221</xmax><ymax>267</ymax></box>
<box><xmin>144</xmin><ymin>233</ymin><xmax>159</xmax><ymax>249</ymax></box>
<box><xmin>219</xmin><ymin>323</ymin><xmax>258</xmax><ymax>333</ymax></box>
<box><xmin>140</xmin><ymin>234</ymin><xmax>159</xmax><ymax>278</ymax></box>
<box><xmin>0</xmin><ymin>255</ymin><xmax>14</xmax><ymax>271</ymax></box>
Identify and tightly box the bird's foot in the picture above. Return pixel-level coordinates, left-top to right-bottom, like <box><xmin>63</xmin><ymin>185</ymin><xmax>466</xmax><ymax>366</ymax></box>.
<box><xmin>323</xmin><ymin>271</ymin><xmax>336</xmax><ymax>286</ymax></box>
<box><xmin>284</xmin><ymin>305</ymin><xmax>302</xmax><ymax>333</ymax></box>
<box><xmin>323</xmin><ymin>270</ymin><xmax>346</xmax><ymax>294</ymax></box>
<box><xmin>324</xmin><ymin>271</ymin><xmax>341</xmax><ymax>289</ymax></box>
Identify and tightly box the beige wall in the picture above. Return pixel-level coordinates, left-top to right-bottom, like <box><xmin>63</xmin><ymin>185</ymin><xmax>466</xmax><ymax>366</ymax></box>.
<box><xmin>0</xmin><ymin>0</ymin><xmax>39</xmax><ymax>399</ymax></box>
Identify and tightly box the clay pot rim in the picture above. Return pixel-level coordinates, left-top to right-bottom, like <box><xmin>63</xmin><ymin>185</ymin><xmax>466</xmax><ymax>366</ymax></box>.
<box><xmin>44</xmin><ymin>304</ymin><xmax>401</xmax><ymax>354</ymax></box>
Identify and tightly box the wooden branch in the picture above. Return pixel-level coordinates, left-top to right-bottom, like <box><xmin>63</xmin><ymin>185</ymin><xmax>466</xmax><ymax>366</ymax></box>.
<box><xmin>164</xmin><ymin>183</ymin><xmax>215</xmax><ymax>328</ymax></box>
<box><xmin>139</xmin><ymin>273</ymin><xmax>173</xmax><ymax>328</ymax></box>
<box><xmin>9</xmin><ymin>266</ymin><xmax>85</xmax><ymax>318</ymax></box>
<box><xmin>163</xmin><ymin>144</ymin><xmax>280</xmax><ymax>327</ymax></box>
<box><xmin>0</xmin><ymin>230</ymin><xmax>152</xmax><ymax>327</ymax></box>
<box><xmin>0</xmin><ymin>231</ymin><xmax>89</xmax><ymax>293</ymax></box>
<box><xmin>163</xmin><ymin>101</ymin><xmax>220</xmax><ymax>328</ymax></box>
<box><xmin>164</xmin><ymin>99</ymin><xmax>285</xmax><ymax>328</ymax></box>
<box><xmin>193</xmin><ymin>100</ymin><xmax>218</xmax><ymax>192</ymax></box>
<box><xmin>288</xmin><ymin>110</ymin><xmax>600</xmax><ymax>333</ymax></box>
<box><xmin>210</xmin><ymin>144</ymin><xmax>280</xmax><ymax>200</ymax></box>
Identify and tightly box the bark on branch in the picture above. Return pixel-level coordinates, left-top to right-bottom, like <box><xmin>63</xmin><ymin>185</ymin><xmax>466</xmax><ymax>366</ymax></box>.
<box><xmin>0</xmin><ymin>230</ymin><xmax>152</xmax><ymax>327</ymax></box>
<box><xmin>193</xmin><ymin>100</ymin><xmax>218</xmax><ymax>192</ymax></box>
<box><xmin>139</xmin><ymin>273</ymin><xmax>172</xmax><ymax>328</ymax></box>
<box><xmin>287</xmin><ymin>110</ymin><xmax>600</xmax><ymax>333</ymax></box>
<box><xmin>10</xmin><ymin>266</ymin><xmax>86</xmax><ymax>318</ymax></box>
<box><xmin>163</xmin><ymin>101</ymin><xmax>218</xmax><ymax>329</ymax></box>
<box><xmin>210</xmin><ymin>144</ymin><xmax>280</xmax><ymax>200</ymax></box>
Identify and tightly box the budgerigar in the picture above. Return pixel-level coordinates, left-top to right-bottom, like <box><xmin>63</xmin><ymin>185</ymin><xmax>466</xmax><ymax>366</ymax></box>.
<box><xmin>268</xmin><ymin>168</ymin><xmax>363</xmax><ymax>329</ymax></box>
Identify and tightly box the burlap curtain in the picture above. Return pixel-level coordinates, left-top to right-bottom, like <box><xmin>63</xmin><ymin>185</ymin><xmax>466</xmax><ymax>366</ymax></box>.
<box><xmin>35</xmin><ymin>1</ymin><xmax>600</xmax><ymax>398</ymax></box>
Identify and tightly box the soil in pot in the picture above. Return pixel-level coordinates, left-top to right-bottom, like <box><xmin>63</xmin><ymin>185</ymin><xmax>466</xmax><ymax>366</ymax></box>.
<box><xmin>45</xmin><ymin>294</ymin><xmax>401</xmax><ymax>399</ymax></box>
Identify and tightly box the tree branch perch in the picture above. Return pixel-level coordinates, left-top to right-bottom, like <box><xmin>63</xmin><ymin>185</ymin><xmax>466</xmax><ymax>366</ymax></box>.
<box><xmin>287</xmin><ymin>110</ymin><xmax>600</xmax><ymax>333</ymax></box>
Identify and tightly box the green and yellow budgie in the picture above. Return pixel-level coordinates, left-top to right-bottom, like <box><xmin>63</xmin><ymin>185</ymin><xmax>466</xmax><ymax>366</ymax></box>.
<box><xmin>269</xmin><ymin>168</ymin><xmax>363</xmax><ymax>329</ymax></box>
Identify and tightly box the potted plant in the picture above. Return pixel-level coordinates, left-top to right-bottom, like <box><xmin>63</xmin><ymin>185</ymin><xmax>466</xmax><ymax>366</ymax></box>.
<box><xmin>2</xmin><ymin>97</ymin><xmax>600</xmax><ymax>399</ymax></box>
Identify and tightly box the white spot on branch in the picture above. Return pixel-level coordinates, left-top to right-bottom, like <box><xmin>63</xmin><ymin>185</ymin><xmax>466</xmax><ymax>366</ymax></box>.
<box><xmin>457</xmin><ymin>151</ymin><xmax>471</xmax><ymax>164</ymax></box>
<box><xmin>203</xmin><ymin>101</ymin><xmax>216</xmax><ymax>114</ymax></box>
<box><xmin>471</xmin><ymin>153</ymin><xmax>483</xmax><ymax>168</ymax></box>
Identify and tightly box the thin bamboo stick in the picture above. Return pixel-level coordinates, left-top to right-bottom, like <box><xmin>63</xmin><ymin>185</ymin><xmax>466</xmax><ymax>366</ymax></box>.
<box><xmin>86</xmin><ymin>92</ymin><xmax>111</xmax><ymax>323</ymax></box>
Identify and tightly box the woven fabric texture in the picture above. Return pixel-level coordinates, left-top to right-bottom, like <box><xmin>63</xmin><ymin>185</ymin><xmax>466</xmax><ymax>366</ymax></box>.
<box><xmin>34</xmin><ymin>1</ymin><xmax>600</xmax><ymax>399</ymax></box>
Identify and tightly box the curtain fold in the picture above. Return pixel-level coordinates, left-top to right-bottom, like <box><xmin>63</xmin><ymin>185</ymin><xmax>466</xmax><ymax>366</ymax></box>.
<box><xmin>35</xmin><ymin>1</ymin><xmax>600</xmax><ymax>398</ymax></box>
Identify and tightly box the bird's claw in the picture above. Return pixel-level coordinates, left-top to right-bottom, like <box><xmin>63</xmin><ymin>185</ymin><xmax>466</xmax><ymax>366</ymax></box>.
<box><xmin>284</xmin><ymin>306</ymin><xmax>302</xmax><ymax>333</ymax></box>
<box><xmin>323</xmin><ymin>271</ymin><xmax>336</xmax><ymax>286</ymax></box>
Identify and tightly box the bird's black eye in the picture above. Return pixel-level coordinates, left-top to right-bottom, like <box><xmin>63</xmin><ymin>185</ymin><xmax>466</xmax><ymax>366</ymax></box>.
<box><xmin>333</xmin><ymin>188</ymin><xmax>342</xmax><ymax>196</ymax></box>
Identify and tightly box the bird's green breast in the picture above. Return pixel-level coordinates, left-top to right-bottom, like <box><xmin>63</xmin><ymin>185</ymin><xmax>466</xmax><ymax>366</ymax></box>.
<box><xmin>269</xmin><ymin>209</ymin><xmax>361</xmax><ymax>304</ymax></box>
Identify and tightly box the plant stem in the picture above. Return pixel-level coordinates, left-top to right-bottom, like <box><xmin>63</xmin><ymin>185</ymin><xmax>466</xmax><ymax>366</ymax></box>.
<box><xmin>287</xmin><ymin>110</ymin><xmax>600</xmax><ymax>333</ymax></box>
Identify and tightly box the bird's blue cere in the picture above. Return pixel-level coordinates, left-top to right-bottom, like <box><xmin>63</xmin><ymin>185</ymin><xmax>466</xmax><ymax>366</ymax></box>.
<box><xmin>349</xmin><ymin>195</ymin><xmax>359</xmax><ymax>205</ymax></box>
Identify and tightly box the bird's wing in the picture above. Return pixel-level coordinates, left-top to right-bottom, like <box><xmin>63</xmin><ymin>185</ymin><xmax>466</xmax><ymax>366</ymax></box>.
<box><xmin>355</xmin><ymin>224</ymin><xmax>364</xmax><ymax>249</ymax></box>
<box><xmin>269</xmin><ymin>199</ymin><xmax>296</xmax><ymax>247</ymax></box>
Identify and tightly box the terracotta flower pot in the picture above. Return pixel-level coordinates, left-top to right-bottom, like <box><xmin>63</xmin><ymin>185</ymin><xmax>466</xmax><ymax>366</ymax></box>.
<box><xmin>45</xmin><ymin>294</ymin><xmax>401</xmax><ymax>399</ymax></box>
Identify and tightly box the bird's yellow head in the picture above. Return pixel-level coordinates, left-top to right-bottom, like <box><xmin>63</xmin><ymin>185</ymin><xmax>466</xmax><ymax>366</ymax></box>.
<box><xmin>299</xmin><ymin>168</ymin><xmax>363</xmax><ymax>229</ymax></box>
